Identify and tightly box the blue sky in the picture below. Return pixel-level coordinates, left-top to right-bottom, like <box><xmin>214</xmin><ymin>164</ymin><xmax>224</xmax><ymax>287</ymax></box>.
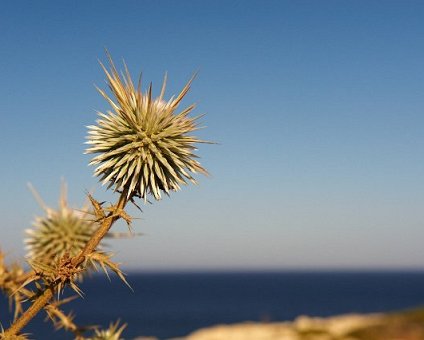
<box><xmin>1</xmin><ymin>1</ymin><xmax>424</xmax><ymax>270</ymax></box>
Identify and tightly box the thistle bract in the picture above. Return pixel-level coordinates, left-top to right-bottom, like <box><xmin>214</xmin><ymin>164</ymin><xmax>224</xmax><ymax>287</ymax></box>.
<box><xmin>85</xmin><ymin>55</ymin><xmax>207</xmax><ymax>201</ymax></box>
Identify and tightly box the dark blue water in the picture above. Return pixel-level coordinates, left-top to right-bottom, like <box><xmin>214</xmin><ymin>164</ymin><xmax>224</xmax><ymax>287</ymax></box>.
<box><xmin>2</xmin><ymin>271</ymin><xmax>424</xmax><ymax>339</ymax></box>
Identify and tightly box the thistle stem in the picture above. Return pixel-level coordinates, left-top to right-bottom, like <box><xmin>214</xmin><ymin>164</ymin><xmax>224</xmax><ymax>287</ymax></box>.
<box><xmin>72</xmin><ymin>188</ymin><xmax>129</xmax><ymax>267</ymax></box>
<box><xmin>4</xmin><ymin>189</ymin><xmax>129</xmax><ymax>336</ymax></box>
<box><xmin>3</xmin><ymin>286</ymin><xmax>54</xmax><ymax>337</ymax></box>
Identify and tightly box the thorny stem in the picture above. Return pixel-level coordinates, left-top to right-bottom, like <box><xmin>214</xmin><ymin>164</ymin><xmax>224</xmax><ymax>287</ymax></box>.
<box><xmin>72</xmin><ymin>188</ymin><xmax>129</xmax><ymax>267</ymax></box>
<box><xmin>4</xmin><ymin>286</ymin><xmax>54</xmax><ymax>337</ymax></box>
<box><xmin>4</xmin><ymin>189</ymin><xmax>129</xmax><ymax>336</ymax></box>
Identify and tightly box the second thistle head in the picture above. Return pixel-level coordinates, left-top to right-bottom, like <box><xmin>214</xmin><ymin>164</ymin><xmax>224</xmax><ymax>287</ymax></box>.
<box><xmin>85</xmin><ymin>54</ymin><xmax>208</xmax><ymax>201</ymax></box>
<box><xmin>25</xmin><ymin>183</ymin><xmax>97</xmax><ymax>264</ymax></box>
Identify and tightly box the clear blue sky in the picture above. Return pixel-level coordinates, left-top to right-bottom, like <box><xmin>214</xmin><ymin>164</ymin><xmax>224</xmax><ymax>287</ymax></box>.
<box><xmin>1</xmin><ymin>1</ymin><xmax>424</xmax><ymax>270</ymax></box>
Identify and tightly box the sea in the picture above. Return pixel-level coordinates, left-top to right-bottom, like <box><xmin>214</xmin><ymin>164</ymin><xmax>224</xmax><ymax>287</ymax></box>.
<box><xmin>2</xmin><ymin>271</ymin><xmax>424</xmax><ymax>339</ymax></box>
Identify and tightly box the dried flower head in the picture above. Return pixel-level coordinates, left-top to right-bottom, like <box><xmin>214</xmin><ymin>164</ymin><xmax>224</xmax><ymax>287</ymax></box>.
<box><xmin>0</xmin><ymin>251</ymin><xmax>30</xmax><ymax>319</ymax></box>
<box><xmin>85</xmin><ymin>54</ymin><xmax>208</xmax><ymax>201</ymax></box>
<box><xmin>25</xmin><ymin>183</ymin><xmax>97</xmax><ymax>263</ymax></box>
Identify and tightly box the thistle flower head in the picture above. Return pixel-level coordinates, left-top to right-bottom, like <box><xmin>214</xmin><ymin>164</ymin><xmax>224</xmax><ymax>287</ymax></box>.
<box><xmin>25</xmin><ymin>183</ymin><xmax>97</xmax><ymax>263</ymax></box>
<box><xmin>85</xmin><ymin>54</ymin><xmax>208</xmax><ymax>201</ymax></box>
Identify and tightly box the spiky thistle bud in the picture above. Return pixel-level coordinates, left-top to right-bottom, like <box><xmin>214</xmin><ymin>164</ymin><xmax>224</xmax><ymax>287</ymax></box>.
<box><xmin>88</xmin><ymin>321</ymin><xmax>126</xmax><ymax>340</ymax></box>
<box><xmin>25</xmin><ymin>183</ymin><xmax>97</xmax><ymax>264</ymax></box>
<box><xmin>85</xmin><ymin>54</ymin><xmax>208</xmax><ymax>201</ymax></box>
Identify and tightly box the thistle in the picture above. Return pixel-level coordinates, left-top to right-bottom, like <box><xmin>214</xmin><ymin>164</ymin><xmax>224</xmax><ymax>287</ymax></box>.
<box><xmin>87</xmin><ymin>321</ymin><xmax>126</xmax><ymax>340</ymax></box>
<box><xmin>25</xmin><ymin>183</ymin><xmax>97</xmax><ymax>264</ymax></box>
<box><xmin>2</xmin><ymin>53</ymin><xmax>210</xmax><ymax>338</ymax></box>
<box><xmin>0</xmin><ymin>252</ymin><xmax>31</xmax><ymax>319</ymax></box>
<box><xmin>85</xmin><ymin>54</ymin><xmax>208</xmax><ymax>201</ymax></box>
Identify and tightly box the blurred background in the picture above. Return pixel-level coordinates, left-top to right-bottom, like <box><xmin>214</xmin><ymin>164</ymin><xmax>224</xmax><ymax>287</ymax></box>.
<box><xmin>1</xmin><ymin>0</ymin><xmax>424</xmax><ymax>272</ymax></box>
